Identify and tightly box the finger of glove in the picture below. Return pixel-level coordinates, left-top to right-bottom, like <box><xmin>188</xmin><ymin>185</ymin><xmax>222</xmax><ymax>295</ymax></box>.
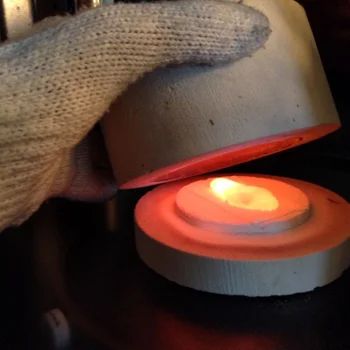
<box><xmin>57</xmin><ymin>130</ymin><xmax>118</xmax><ymax>202</ymax></box>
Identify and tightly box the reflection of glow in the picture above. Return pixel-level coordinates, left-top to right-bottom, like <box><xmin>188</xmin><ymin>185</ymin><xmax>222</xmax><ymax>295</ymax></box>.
<box><xmin>92</xmin><ymin>0</ymin><xmax>102</xmax><ymax>7</ymax></box>
<box><xmin>210</xmin><ymin>178</ymin><xmax>279</xmax><ymax>211</ymax></box>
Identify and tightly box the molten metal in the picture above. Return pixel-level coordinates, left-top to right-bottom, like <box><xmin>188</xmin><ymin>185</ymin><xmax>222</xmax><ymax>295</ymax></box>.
<box><xmin>210</xmin><ymin>177</ymin><xmax>279</xmax><ymax>211</ymax></box>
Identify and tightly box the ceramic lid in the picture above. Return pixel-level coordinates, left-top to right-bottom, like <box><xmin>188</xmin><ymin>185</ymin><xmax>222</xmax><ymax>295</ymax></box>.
<box><xmin>102</xmin><ymin>0</ymin><xmax>340</xmax><ymax>189</ymax></box>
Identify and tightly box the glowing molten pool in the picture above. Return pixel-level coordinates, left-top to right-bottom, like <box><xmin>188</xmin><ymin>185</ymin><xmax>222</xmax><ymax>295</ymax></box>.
<box><xmin>210</xmin><ymin>178</ymin><xmax>279</xmax><ymax>212</ymax></box>
<box><xmin>175</xmin><ymin>175</ymin><xmax>311</xmax><ymax>234</ymax></box>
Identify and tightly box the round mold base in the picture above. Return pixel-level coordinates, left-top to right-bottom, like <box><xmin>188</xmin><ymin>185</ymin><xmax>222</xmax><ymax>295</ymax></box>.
<box><xmin>135</xmin><ymin>230</ymin><xmax>350</xmax><ymax>297</ymax></box>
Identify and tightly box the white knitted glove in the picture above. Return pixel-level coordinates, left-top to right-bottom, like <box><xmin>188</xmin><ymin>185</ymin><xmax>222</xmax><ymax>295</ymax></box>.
<box><xmin>0</xmin><ymin>0</ymin><xmax>270</xmax><ymax>232</ymax></box>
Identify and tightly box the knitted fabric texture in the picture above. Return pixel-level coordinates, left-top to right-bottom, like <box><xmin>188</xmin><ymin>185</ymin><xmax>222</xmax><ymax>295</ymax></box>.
<box><xmin>0</xmin><ymin>0</ymin><xmax>270</xmax><ymax>232</ymax></box>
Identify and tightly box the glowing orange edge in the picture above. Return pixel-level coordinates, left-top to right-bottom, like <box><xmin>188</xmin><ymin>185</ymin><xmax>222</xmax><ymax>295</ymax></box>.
<box><xmin>121</xmin><ymin>124</ymin><xmax>339</xmax><ymax>189</ymax></box>
<box><xmin>135</xmin><ymin>175</ymin><xmax>350</xmax><ymax>260</ymax></box>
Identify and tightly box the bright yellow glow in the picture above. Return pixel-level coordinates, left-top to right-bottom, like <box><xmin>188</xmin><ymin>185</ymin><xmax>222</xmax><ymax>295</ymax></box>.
<box><xmin>92</xmin><ymin>0</ymin><xmax>102</xmax><ymax>7</ymax></box>
<box><xmin>210</xmin><ymin>178</ymin><xmax>279</xmax><ymax>211</ymax></box>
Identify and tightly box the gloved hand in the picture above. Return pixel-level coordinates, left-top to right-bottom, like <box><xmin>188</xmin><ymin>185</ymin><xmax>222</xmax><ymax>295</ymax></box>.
<box><xmin>0</xmin><ymin>0</ymin><xmax>270</xmax><ymax>232</ymax></box>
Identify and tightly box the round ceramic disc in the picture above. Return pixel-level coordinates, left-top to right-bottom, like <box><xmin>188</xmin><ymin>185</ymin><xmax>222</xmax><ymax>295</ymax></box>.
<box><xmin>135</xmin><ymin>175</ymin><xmax>350</xmax><ymax>261</ymax></box>
<box><xmin>135</xmin><ymin>175</ymin><xmax>350</xmax><ymax>296</ymax></box>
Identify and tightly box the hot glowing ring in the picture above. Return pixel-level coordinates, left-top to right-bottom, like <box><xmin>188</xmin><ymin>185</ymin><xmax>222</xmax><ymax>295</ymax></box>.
<box><xmin>135</xmin><ymin>175</ymin><xmax>350</xmax><ymax>260</ymax></box>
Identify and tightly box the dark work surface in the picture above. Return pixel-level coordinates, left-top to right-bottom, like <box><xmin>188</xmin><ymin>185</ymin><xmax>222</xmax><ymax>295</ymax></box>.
<box><xmin>2</xmin><ymin>162</ymin><xmax>350</xmax><ymax>350</ymax></box>
<box><xmin>66</xmin><ymin>229</ymin><xmax>350</xmax><ymax>350</ymax></box>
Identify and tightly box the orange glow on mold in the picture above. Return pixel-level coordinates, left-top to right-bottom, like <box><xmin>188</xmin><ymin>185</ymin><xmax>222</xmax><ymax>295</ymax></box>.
<box><xmin>210</xmin><ymin>178</ymin><xmax>279</xmax><ymax>211</ymax></box>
